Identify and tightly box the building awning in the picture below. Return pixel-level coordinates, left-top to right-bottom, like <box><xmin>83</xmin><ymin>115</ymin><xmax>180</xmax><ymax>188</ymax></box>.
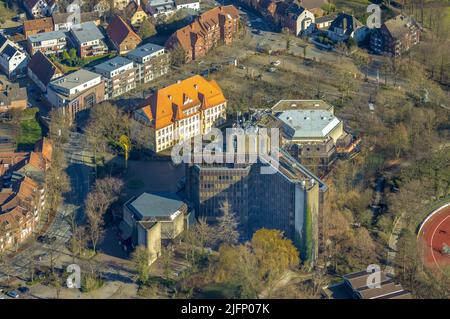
<box><xmin>119</xmin><ymin>221</ymin><xmax>132</xmax><ymax>240</ymax></box>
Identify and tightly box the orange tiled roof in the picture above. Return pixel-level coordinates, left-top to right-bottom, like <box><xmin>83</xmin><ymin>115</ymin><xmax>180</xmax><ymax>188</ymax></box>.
<box><xmin>35</xmin><ymin>137</ymin><xmax>52</xmax><ymax>163</ymax></box>
<box><xmin>29</xmin><ymin>151</ymin><xmax>46</xmax><ymax>171</ymax></box>
<box><xmin>17</xmin><ymin>176</ymin><xmax>39</xmax><ymax>202</ymax></box>
<box><xmin>140</xmin><ymin>75</ymin><xmax>226</xmax><ymax>129</ymax></box>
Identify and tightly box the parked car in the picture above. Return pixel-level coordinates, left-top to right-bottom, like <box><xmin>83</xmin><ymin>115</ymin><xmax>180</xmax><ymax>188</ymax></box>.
<box><xmin>6</xmin><ymin>290</ymin><xmax>19</xmax><ymax>298</ymax></box>
<box><xmin>271</xmin><ymin>60</ymin><xmax>281</xmax><ymax>66</ymax></box>
<box><xmin>267</xmin><ymin>67</ymin><xmax>277</xmax><ymax>73</ymax></box>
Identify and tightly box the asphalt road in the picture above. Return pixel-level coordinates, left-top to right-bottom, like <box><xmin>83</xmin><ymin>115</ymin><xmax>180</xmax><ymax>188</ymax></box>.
<box><xmin>0</xmin><ymin>132</ymin><xmax>94</xmax><ymax>284</ymax></box>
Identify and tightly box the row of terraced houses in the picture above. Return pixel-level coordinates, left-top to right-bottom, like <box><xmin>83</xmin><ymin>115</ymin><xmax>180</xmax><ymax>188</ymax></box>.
<box><xmin>0</xmin><ymin>138</ymin><xmax>52</xmax><ymax>253</ymax></box>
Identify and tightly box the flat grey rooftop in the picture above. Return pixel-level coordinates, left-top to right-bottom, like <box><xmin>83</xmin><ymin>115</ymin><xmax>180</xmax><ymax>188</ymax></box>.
<box><xmin>127</xmin><ymin>192</ymin><xmax>184</xmax><ymax>220</ymax></box>
<box><xmin>94</xmin><ymin>56</ymin><xmax>134</xmax><ymax>73</ymax></box>
<box><xmin>28</xmin><ymin>30</ymin><xmax>66</xmax><ymax>42</ymax></box>
<box><xmin>51</xmin><ymin>69</ymin><xmax>100</xmax><ymax>90</ymax></box>
<box><xmin>70</xmin><ymin>22</ymin><xmax>104</xmax><ymax>44</ymax></box>
<box><xmin>127</xmin><ymin>43</ymin><xmax>165</xmax><ymax>59</ymax></box>
<box><xmin>276</xmin><ymin>109</ymin><xmax>341</xmax><ymax>139</ymax></box>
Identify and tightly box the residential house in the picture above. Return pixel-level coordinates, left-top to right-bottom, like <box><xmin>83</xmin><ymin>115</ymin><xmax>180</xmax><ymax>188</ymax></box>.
<box><xmin>27</xmin><ymin>30</ymin><xmax>67</xmax><ymax>56</ymax></box>
<box><xmin>0</xmin><ymin>84</ymin><xmax>27</xmax><ymax>113</ymax></box>
<box><xmin>278</xmin><ymin>2</ymin><xmax>315</xmax><ymax>35</ymax></box>
<box><xmin>69</xmin><ymin>22</ymin><xmax>108</xmax><ymax>58</ymax></box>
<box><xmin>327</xmin><ymin>12</ymin><xmax>368</xmax><ymax>43</ymax></box>
<box><xmin>165</xmin><ymin>5</ymin><xmax>240</xmax><ymax>62</ymax></box>
<box><xmin>106</xmin><ymin>15</ymin><xmax>142</xmax><ymax>54</ymax></box>
<box><xmin>134</xmin><ymin>75</ymin><xmax>227</xmax><ymax>152</ymax></box>
<box><xmin>369</xmin><ymin>15</ymin><xmax>420</xmax><ymax>56</ymax></box>
<box><xmin>125</xmin><ymin>0</ymin><xmax>148</xmax><ymax>27</ymax></box>
<box><xmin>47</xmin><ymin>69</ymin><xmax>105</xmax><ymax>118</ymax></box>
<box><xmin>23</xmin><ymin>0</ymin><xmax>49</xmax><ymax>18</ymax></box>
<box><xmin>94</xmin><ymin>56</ymin><xmax>136</xmax><ymax>99</ymax></box>
<box><xmin>52</xmin><ymin>11</ymin><xmax>100</xmax><ymax>31</ymax></box>
<box><xmin>0</xmin><ymin>35</ymin><xmax>28</xmax><ymax>80</ymax></box>
<box><xmin>127</xmin><ymin>42</ymin><xmax>170</xmax><ymax>84</ymax></box>
<box><xmin>240</xmin><ymin>0</ymin><xmax>317</xmax><ymax>33</ymax></box>
<box><xmin>27</xmin><ymin>51</ymin><xmax>63</xmax><ymax>92</ymax></box>
<box><xmin>23</xmin><ymin>18</ymin><xmax>54</xmax><ymax>38</ymax></box>
<box><xmin>175</xmin><ymin>0</ymin><xmax>200</xmax><ymax>11</ymax></box>
<box><xmin>146</xmin><ymin>0</ymin><xmax>177</xmax><ymax>17</ymax></box>
<box><xmin>120</xmin><ymin>192</ymin><xmax>190</xmax><ymax>264</ymax></box>
<box><xmin>0</xmin><ymin>139</ymin><xmax>52</xmax><ymax>254</ymax></box>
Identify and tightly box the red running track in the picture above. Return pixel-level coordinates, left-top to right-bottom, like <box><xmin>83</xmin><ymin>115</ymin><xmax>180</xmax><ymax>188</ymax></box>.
<box><xmin>418</xmin><ymin>204</ymin><xmax>450</xmax><ymax>268</ymax></box>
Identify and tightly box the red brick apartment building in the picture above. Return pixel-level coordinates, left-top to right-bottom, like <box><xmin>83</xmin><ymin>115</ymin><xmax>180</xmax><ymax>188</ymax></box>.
<box><xmin>165</xmin><ymin>5</ymin><xmax>240</xmax><ymax>62</ymax></box>
<box><xmin>370</xmin><ymin>15</ymin><xmax>420</xmax><ymax>56</ymax></box>
<box><xmin>0</xmin><ymin>138</ymin><xmax>52</xmax><ymax>253</ymax></box>
<box><xmin>23</xmin><ymin>17</ymin><xmax>54</xmax><ymax>38</ymax></box>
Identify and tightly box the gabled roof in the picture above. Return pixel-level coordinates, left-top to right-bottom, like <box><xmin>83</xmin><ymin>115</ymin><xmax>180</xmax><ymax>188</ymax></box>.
<box><xmin>106</xmin><ymin>15</ymin><xmax>141</xmax><ymax>48</ymax></box>
<box><xmin>315</xmin><ymin>13</ymin><xmax>337</xmax><ymax>23</ymax></box>
<box><xmin>23</xmin><ymin>17</ymin><xmax>54</xmax><ymax>35</ymax></box>
<box><xmin>1</xmin><ymin>44</ymin><xmax>19</xmax><ymax>61</ymax></box>
<box><xmin>28</xmin><ymin>51</ymin><xmax>62</xmax><ymax>87</ymax></box>
<box><xmin>0</xmin><ymin>35</ymin><xmax>8</xmax><ymax>49</ymax></box>
<box><xmin>383</xmin><ymin>15</ymin><xmax>419</xmax><ymax>39</ymax></box>
<box><xmin>329</xmin><ymin>12</ymin><xmax>362</xmax><ymax>35</ymax></box>
<box><xmin>29</xmin><ymin>151</ymin><xmax>46</xmax><ymax>171</ymax></box>
<box><xmin>139</xmin><ymin>75</ymin><xmax>226</xmax><ymax>129</ymax></box>
<box><xmin>34</xmin><ymin>137</ymin><xmax>52</xmax><ymax>163</ymax></box>
<box><xmin>168</xmin><ymin>5</ymin><xmax>239</xmax><ymax>52</ymax></box>
<box><xmin>126</xmin><ymin>1</ymin><xmax>147</xmax><ymax>16</ymax></box>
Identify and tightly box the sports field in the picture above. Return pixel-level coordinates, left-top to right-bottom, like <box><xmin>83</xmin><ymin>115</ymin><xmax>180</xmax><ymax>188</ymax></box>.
<box><xmin>418</xmin><ymin>204</ymin><xmax>450</xmax><ymax>270</ymax></box>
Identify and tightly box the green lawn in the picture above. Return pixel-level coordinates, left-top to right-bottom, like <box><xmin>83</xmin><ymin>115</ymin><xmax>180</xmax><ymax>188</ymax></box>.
<box><xmin>17</xmin><ymin>108</ymin><xmax>42</xmax><ymax>150</ymax></box>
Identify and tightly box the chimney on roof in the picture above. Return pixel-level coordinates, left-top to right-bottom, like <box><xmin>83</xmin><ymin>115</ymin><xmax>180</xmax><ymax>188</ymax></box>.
<box><xmin>194</xmin><ymin>84</ymin><xmax>198</xmax><ymax>89</ymax></box>
<box><xmin>168</xmin><ymin>95</ymin><xmax>172</xmax><ymax>100</ymax></box>
<box><xmin>177</xmin><ymin>80</ymin><xmax>181</xmax><ymax>84</ymax></box>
